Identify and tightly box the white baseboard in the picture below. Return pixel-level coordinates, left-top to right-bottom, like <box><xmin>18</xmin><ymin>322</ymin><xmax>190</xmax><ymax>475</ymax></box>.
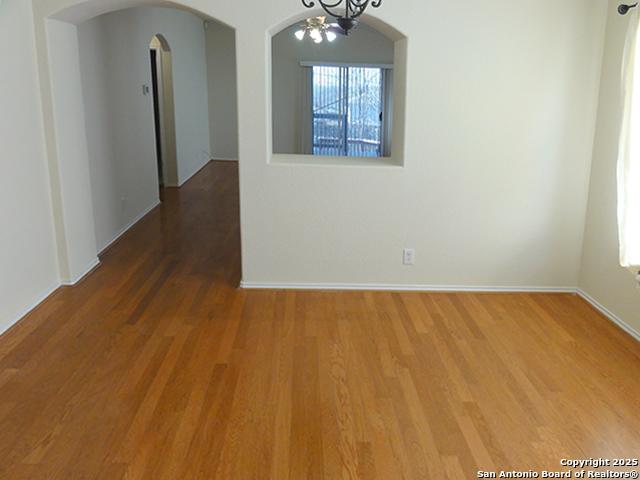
<box><xmin>98</xmin><ymin>200</ymin><xmax>160</xmax><ymax>256</ymax></box>
<box><xmin>4</xmin><ymin>278</ymin><xmax>638</xmax><ymax>346</ymax></box>
<box><xmin>2</xmin><ymin>257</ymin><xmax>101</xmax><ymax>335</ymax></box>
<box><xmin>240</xmin><ymin>282</ymin><xmax>639</xmax><ymax>343</ymax></box>
<box><xmin>62</xmin><ymin>257</ymin><xmax>101</xmax><ymax>286</ymax></box>
<box><xmin>577</xmin><ymin>289</ymin><xmax>640</xmax><ymax>342</ymax></box>
<box><xmin>178</xmin><ymin>159</ymin><xmax>212</xmax><ymax>187</ymax></box>
<box><xmin>239</xmin><ymin>281</ymin><xmax>576</xmax><ymax>293</ymax></box>
<box><xmin>176</xmin><ymin>158</ymin><xmax>237</xmax><ymax>187</ymax></box>
<box><xmin>0</xmin><ymin>282</ymin><xmax>60</xmax><ymax>336</ymax></box>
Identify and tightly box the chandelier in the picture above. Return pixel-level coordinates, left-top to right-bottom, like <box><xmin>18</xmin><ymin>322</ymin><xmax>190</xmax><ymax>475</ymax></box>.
<box><xmin>295</xmin><ymin>16</ymin><xmax>338</xmax><ymax>43</ymax></box>
<box><xmin>301</xmin><ymin>0</ymin><xmax>383</xmax><ymax>35</ymax></box>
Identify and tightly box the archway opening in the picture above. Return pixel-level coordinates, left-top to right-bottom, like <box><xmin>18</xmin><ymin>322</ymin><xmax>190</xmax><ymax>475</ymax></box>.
<box><xmin>44</xmin><ymin>3</ymin><xmax>242</xmax><ymax>286</ymax></box>
<box><xmin>149</xmin><ymin>33</ymin><xmax>177</xmax><ymax>196</ymax></box>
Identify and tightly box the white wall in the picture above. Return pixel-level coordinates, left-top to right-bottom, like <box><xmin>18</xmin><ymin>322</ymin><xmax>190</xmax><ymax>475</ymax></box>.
<box><xmin>243</xmin><ymin>0</ymin><xmax>608</xmax><ymax>289</ymax></box>
<box><xmin>77</xmin><ymin>6</ymin><xmax>211</xmax><ymax>252</ymax></box>
<box><xmin>0</xmin><ymin>0</ymin><xmax>59</xmax><ymax>333</ymax></box>
<box><xmin>205</xmin><ymin>21</ymin><xmax>238</xmax><ymax>160</ymax></box>
<box><xmin>580</xmin><ymin>2</ymin><xmax>640</xmax><ymax>332</ymax></box>
<box><xmin>32</xmin><ymin>0</ymin><xmax>608</xmax><ymax>295</ymax></box>
<box><xmin>272</xmin><ymin>23</ymin><xmax>394</xmax><ymax>154</ymax></box>
<box><xmin>47</xmin><ymin>19</ymin><xmax>100</xmax><ymax>280</ymax></box>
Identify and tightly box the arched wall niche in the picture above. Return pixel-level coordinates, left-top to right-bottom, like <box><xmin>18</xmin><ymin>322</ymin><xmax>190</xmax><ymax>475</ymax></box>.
<box><xmin>267</xmin><ymin>9</ymin><xmax>408</xmax><ymax>166</ymax></box>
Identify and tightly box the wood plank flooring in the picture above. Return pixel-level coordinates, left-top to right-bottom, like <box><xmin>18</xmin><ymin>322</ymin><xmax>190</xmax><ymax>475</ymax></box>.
<box><xmin>1</xmin><ymin>161</ymin><xmax>639</xmax><ymax>479</ymax></box>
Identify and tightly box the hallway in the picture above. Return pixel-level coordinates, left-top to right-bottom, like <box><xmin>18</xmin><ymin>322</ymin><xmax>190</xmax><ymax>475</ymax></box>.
<box><xmin>0</xmin><ymin>162</ymin><xmax>639</xmax><ymax>479</ymax></box>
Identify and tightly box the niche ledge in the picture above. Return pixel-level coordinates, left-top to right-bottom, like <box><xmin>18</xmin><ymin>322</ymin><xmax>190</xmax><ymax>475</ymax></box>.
<box><xmin>270</xmin><ymin>153</ymin><xmax>403</xmax><ymax>168</ymax></box>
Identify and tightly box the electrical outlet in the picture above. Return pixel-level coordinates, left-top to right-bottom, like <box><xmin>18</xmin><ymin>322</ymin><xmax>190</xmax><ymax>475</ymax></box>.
<box><xmin>403</xmin><ymin>248</ymin><xmax>415</xmax><ymax>266</ymax></box>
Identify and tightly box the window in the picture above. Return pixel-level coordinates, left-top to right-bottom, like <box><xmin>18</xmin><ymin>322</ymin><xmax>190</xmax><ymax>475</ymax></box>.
<box><xmin>618</xmin><ymin>19</ymin><xmax>640</xmax><ymax>268</ymax></box>
<box><xmin>311</xmin><ymin>65</ymin><xmax>388</xmax><ymax>158</ymax></box>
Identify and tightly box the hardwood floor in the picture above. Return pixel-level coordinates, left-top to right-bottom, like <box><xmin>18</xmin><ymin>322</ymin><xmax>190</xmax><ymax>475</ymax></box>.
<box><xmin>1</xmin><ymin>161</ymin><xmax>639</xmax><ymax>479</ymax></box>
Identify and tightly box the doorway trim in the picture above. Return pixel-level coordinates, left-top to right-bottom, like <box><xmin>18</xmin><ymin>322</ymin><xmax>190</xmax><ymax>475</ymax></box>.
<box><xmin>149</xmin><ymin>34</ymin><xmax>178</xmax><ymax>190</ymax></box>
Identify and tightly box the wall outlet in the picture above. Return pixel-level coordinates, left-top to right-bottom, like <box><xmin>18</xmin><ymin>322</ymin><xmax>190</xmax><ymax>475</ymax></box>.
<box><xmin>403</xmin><ymin>248</ymin><xmax>415</xmax><ymax>266</ymax></box>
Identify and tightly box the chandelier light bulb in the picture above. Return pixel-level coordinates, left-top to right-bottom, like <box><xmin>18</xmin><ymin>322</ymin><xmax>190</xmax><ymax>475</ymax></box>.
<box><xmin>296</xmin><ymin>16</ymin><xmax>338</xmax><ymax>44</ymax></box>
<box><xmin>310</xmin><ymin>29</ymin><xmax>322</xmax><ymax>43</ymax></box>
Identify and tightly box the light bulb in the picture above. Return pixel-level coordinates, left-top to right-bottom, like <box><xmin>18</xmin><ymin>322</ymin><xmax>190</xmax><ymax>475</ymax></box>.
<box><xmin>309</xmin><ymin>29</ymin><xmax>321</xmax><ymax>42</ymax></box>
<box><xmin>295</xmin><ymin>29</ymin><xmax>305</xmax><ymax>40</ymax></box>
<box><xmin>326</xmin><ymin>31</ymin><xmax>337</xmax><ymax>42</ymax></box>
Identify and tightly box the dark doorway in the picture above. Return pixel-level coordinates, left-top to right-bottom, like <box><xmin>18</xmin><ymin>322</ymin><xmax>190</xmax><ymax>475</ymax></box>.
<box><xmin>150</xmin><ymin>49</ymin><xmax>164</xmax><ymax>198</ymax></box>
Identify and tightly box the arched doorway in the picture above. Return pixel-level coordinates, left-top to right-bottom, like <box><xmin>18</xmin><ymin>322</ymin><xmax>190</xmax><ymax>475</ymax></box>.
<box><xmin>149</xmin><ymin>34</ymin><xmax>178</xmax><ymax>194</ymax></box>
<box><xmin>39</xmin><ymin>2</ymin><xmax>241</xmax><ymax>284</ymax></box>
